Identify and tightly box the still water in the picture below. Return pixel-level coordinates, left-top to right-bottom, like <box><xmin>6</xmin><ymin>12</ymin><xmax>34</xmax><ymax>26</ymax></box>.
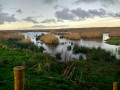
<box><xmin>21</xmin><ymin>32</ymin><xmax>120</xmax><ymax>61</ymax></box>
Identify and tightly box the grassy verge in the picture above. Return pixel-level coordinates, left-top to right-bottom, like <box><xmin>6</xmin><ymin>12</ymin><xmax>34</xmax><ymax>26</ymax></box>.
<box><xmin>106</xmin><ymin>37</ymin><xmax>120</xmax><ymax>45</ymax></box>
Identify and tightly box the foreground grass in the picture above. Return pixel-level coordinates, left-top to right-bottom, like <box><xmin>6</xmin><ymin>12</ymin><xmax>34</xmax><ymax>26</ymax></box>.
<box><xmin>106</xmin><ymin>37</ymin><xmax>120</xmax><ymax>45</ymax></box>
<box><xmin>0</xmin><ymin>35</ymin><xmax>120</xmax><ymax>90</ymax></box>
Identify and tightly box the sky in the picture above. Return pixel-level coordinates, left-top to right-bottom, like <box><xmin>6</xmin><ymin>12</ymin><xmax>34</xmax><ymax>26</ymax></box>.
<box><xmin>0</xmin><ymin>0</ymin><xmax>120</xmax><ymax>30</ymax></box>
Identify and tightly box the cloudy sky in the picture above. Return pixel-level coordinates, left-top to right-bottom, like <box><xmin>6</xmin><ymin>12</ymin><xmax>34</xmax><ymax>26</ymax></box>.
<box><xmin>0</xmin><ymin>0</ymin><xmax>120</xmax><ymax>30</ymax></box>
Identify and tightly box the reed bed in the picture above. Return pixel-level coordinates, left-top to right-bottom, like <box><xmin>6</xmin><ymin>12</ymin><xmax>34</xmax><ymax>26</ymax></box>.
<box><xmin>69</xmin><ymin>28</ymin><xmax>120</xmax><ymax>38</ymax></box>
<box><xmin>0</xmin><ymin>32</ymin><xmax>24</xmax><ymax>40</ymax></box>
<box><xmin>63</xmin><ymin>33</ymin><xmax>81</xmax><ymax>40</ymax></box>
<box><xmin>109</xmin><ymin>31</ymin><xmax>120</xmax><ymax>37</ymax></box>
<box><xmin>40</xmin><ymin>34</ymin><xmax>59</xmax><ymax>44</ymax></box>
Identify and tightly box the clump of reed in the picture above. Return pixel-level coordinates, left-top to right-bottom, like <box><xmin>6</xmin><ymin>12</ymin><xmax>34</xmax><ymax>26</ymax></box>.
<box><xmin>63</xmin><ymin>33</ymin><xmax>81</xmax><ymax>40</ymax></box>
<box><xmin>21</xmin><ymin>38</ymin><xmax>31</xmax><ymax>44</ymax></box>
<box><xmin>40</xmin><ymin>34</ymin><xmax>59</xmax><ymax>44</ymax></box>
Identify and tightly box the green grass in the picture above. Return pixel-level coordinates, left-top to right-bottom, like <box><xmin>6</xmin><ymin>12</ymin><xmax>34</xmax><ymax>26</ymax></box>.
<box><xmin>106</xmin><ymin>37</ymin><xmax>120</xmax><ymax>45</ymax></box>
<box><xmin>0</xmin><ymin>37</ymin><xmax>120</xmax><ymax>90</ymax></box>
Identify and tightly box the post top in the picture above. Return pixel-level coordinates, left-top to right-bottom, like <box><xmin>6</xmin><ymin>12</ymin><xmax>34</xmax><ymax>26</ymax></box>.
<box><xmin>13</xmin><ymin>66</ymin><xmax>25</xmax><ymax>71</ymax></box>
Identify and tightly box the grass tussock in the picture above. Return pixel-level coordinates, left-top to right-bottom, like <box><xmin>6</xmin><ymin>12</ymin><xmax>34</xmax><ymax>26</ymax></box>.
<box><xmin>40</xmin><ymin>34</ymin><xmax>59</xmax><ymax>44</ymax></box>
<box><xmin>21</xmin><ymin>38</ymin><xmax>31</xmax><ymax>44</ymax></box>
<box><xmin>63</xmin><ymin>33</ymin><xmax>81</xmax><ymax>40</ymax></box>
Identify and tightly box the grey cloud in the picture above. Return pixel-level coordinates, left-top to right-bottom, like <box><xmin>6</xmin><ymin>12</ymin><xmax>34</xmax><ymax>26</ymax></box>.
<box><xmin>55</xmin><ymin>8</ymin><xmax>75</xmax><ymax>20</ymax></box>
<box><xmin>23</xmin><ymin>17</ymin><xmax>39</xmax><ymax>23</ymax></box>
<box><xmin>0</xmin><ymin>4</ymin><xmax>17</xmax><ymax>24</ymax></box>
<box><xmin>55</xmin><ymin>7</ymin><xmax>120</xmax><ymax>21</ymax></box>
<box><xmin>74</xmin><ymin>0</ymin><xmax>120</xmax><ymax>5</ymax></box>
<box><xmin>0</xmin><ymin>4</ymin><xmax>2</xmax><ymax>12</ymax></box>
<box><xmin>0</xmin><ymin>13</ymin><xmax>17</xmax><ymax>24</ymax></box>
<box><xmin>41</xmin><ymin>19</ymin><xmax>56</xmax><ymax>23</ymax></box>
<box><xmin>32</xmin><ymin>25</ymin><xmax>68</xmax><ymax>28</ymax></box>
<box><xmin>71</xmin><ymin>8</ymin><xmax>107</xmax><ymax>19</ymax></box>
<box><xmin>53</xmin><ymin>5</ymin><xmax>64</xmax><ymax>9</ymax></box>
<box><xmin>57</xmin><ymin>19</ymin><xmax>64</xmax><ymax>22</ymax></box>
<box><xmin>53</xmin><ymin>5</ymin><xmax>59</xmax><ymax>9</ymax></box>
<box><xmin>16</xmin><ymin>9</ymin><xmax>22</xmax><ymax>14</ymax></box>
<box><xmin>43</xmin><ymin>0</ymin><xmax>57</xmax><ymax>4</ymax></box>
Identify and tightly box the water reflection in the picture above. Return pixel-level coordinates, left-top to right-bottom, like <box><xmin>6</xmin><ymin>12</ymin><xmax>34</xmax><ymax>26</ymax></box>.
<box><xmin>21</xmin><ymin>32</ymin><xmax>120</xmax><ymax>61</ymax></box>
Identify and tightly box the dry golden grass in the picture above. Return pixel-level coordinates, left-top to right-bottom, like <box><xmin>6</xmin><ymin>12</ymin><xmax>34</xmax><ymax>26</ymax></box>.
<box><xmin>69</xmin><ymin>28</ymin><xmax>120</xmax><ymax>38</ymax></box>
<box><xmin>109</xmin><ymin>31</ymin><xmax>120</xmax><ymax>37</ymax></box>
<box><xmin>80</xmin><ymin>31</ymin><xmax>103</xmax><ymax>38</ymax></box>
<box><xmin>50</xmin><ymin>30</ymin><xmax>56</xmax><ymax>34</ymax></box>
<box><xmin>0</xmin><ymin>32</ymin><xmax>24</xmax><ymax>40</ymax></box>
<box><xmin>21</xmin><ymin>38</ymin><xmax>31</xmax><ymax>44</ymax></box>
<box><xmin>40</xmin><ymin>34</ymin><xmax>59</xmax><ymax>44</ymax></box>
<box><xmin>63</xmin><ymin>33</ymin><xmax>81</xmax><ymax>40</ymax></box>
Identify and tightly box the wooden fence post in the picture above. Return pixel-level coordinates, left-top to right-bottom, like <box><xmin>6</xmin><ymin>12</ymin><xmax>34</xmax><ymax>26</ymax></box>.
<box><xmin>113</xmin><ymin>82</ymin><xmax>118</xmax><ymax>90</ymax></box>
<box><xmin>13</xmin><ymin>66</ymin><xmax>25</xmax><ymax>90</ymax></box>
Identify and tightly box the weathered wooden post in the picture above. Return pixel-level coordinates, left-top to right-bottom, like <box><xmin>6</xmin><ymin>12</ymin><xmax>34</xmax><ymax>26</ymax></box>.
<box><xmin>13</xmin><ymin>66</ymin><xmax>25</xmax><ymax>90</ymax></box>
<box><xmin>113</xmin><ymin>82</ymin><xmax>118</xmax><ymax>90</ymax></box>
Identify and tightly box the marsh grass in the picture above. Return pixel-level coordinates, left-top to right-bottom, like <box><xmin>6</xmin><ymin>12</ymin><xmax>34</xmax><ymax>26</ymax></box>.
<box><xmin>40</xmin><ymin>34</ymin><xmax>59</xmax><ymax>44</ymax></box>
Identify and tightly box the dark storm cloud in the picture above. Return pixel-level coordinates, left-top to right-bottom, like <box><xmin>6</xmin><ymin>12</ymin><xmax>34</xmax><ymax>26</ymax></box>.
<box><xmin>23</xmin><ymin>17</ymin><xmax>39</xmax><ymax>23</ymax></box>
<box><xmin>0</xmin><ymin>4</ymin><xmax>17</xmax><ymax>24</ymax></box>
<box><xmin>32</xmin><ymin>25</ymin><xmax>68</xmax><ymax>28</ymax></box>
<box><xmin>16</xmin><ymin>9</ymin><xmax>22</xmax><ymax>14</ymax></box>
<box><xmin>41</xmin><ymin>19</ymin><xmax>56</xmax><ymax>23</ymax></box>
<box><xmin>55</xmin><ymin>7</ymin><xmax>120</xmax><ymax>21</ymax></box>
<box><xmin>55</xmin><ymin>8</ymin><xmax>75</xmax><ymax>20</ymax></box>
<box><xmin>74</xmin><ymin>0</ymin><xmax>120</xmax><ymax>4</ymax></box>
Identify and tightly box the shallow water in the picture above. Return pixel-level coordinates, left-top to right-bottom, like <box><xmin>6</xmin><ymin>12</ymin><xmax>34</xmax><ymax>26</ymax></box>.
<box><xmin>21</xmin><ymin>32</ymin><xmax>120</xmax><ymax>61</ymax></box>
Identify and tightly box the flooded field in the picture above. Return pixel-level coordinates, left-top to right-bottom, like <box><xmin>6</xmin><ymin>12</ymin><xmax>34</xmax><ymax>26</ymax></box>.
<box><xmin>21</xmin><ymin>32</ymin><xmax>120</xmax><ymax>61</ymax></box>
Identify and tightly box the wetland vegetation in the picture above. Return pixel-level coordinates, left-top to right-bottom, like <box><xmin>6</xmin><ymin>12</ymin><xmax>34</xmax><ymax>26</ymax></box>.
<box><xmin>0</xmin><ymin>28</ymin><xmax>120</xmax><ymax>90</ymax></box>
